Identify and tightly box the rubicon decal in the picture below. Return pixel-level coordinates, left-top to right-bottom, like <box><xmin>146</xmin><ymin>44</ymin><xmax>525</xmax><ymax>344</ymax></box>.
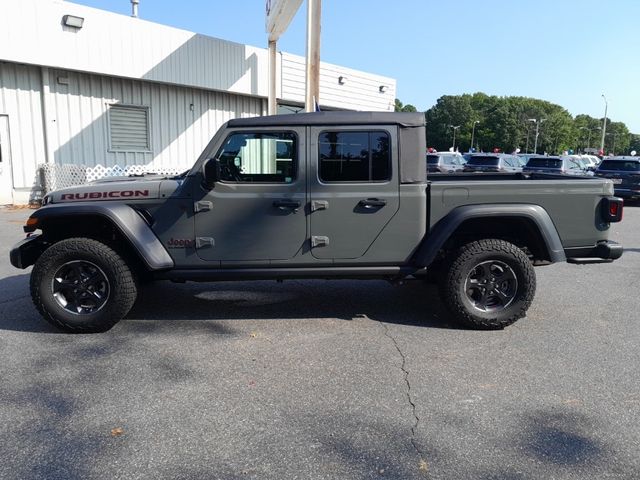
<box><xmin>60</xmin><ymin>190</ymin><xmax>150</xmax><ymax>200</ymax></box>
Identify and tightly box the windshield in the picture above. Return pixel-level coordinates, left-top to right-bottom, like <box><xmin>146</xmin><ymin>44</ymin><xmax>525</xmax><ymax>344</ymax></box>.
<box><xmin>598</xmin><ymin>160</ymin><xmax>640</xmax><ymax>172</ymax></box>
<box><xmin>527</xmin><ymin>158</ymin><xmax>562</xmax><ymax>168</ymax></box>
<box><xmin>468</xmin><ymin>156</ymin><xmax>499</xmax><ymax>166</ymax></box>
<box><xmin>426</xmin><ymin>155</ymin><xmax>440</xmax><ymax>165</ymax></box>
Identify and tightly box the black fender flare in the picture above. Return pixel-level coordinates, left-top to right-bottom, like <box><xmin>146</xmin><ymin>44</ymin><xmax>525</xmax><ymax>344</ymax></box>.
<box><xmin>28</xmin><ymin>203</ymin><xmax>174</xmax><ymax>270</ymax></box>
<box><xmin>412</xmin><ymin>204</ymin><xmax>566</xmax><ymax>267</ymax></box>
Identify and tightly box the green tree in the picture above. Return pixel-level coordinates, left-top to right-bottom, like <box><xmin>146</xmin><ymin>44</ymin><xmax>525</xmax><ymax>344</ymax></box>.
<box><xmin>603</xmin><ymin>121</ymin><xmax>630</xmax><ymax>155</ymax></box>
<box><xmin>394</xmin><ymin>98</ymin><xmax>417</xmax><ymax>113</ymax></box>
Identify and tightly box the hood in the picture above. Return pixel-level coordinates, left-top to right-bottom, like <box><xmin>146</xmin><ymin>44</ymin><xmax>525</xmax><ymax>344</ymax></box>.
<box><xmin>45</xmin><ymin>176</ymin><xmax>183</xmax><ymax>204</ymax></box>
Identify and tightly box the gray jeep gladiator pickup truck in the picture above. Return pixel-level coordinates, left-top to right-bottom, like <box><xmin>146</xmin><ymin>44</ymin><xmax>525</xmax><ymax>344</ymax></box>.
<box><xmin>10</xmin><ymin>112</ymin><xmax>624</xmax><ymax>333</ymax></box>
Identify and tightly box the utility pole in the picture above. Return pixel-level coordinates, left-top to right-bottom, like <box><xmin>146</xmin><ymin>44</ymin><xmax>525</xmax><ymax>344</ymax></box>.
<box><xmin>529</xmin><ymin>118</ymin><xmax>546</xmax><ymax>154</ymax></box>
<box><xmin>470</xmin><ymin>120</ymin><xmax>479</xmax><ymax>153</ymax></box>
<box><xmin>450</xmin><ymin>125</ymin><xmax>460</xmax><ymax>151</ymax></box>
<box><xmin>305</xmin><ymin>0</ymin><xmax>321</xmax><ymax>112</ymax></box>
<box><xmin>600</xmin><ymin>94</ymin><xmax>608</xmax><ymax>154</ymax></box>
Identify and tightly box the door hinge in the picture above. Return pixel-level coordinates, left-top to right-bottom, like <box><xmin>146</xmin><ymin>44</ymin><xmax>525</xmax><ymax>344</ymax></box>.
<box><xmin>311</xmin><ymin>200</ymin><xmax>329</xmax><ymax>212</ymax></box>
<box><xmin>194</xmin><ymin>201</ymin><xmax>213</xmax><ymax>213</ymax></box>
<box><xmin>196</xmin><ymin>237</ymin><xmax>215</xmax><ymax>248</ymax></box>
<box><xmin>311</xmin><ymin>236</ymin><xmax>330</xmax><ymax>248</ymax></box>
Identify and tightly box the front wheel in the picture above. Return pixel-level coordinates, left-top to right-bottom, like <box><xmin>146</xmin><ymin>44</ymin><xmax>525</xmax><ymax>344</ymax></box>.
<box><xmin>439</xmin><ymin>239</ymin><xmax>536</xmax><ymax>329</ymax></box>
<box><xmin>30</xmin><ymin>238</ymin><xmax>138</xmax><ymax>333</ymax></box>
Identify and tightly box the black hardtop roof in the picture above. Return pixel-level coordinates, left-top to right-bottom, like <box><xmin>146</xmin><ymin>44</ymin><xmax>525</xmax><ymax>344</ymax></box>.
<box><xmin>227</xmin><ymin>111</ymin><xmax>425</xmax><ymax>128</ymax></box>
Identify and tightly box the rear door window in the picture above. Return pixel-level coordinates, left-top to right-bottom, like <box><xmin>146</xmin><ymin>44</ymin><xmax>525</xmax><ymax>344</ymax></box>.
<box><xmin>319</xmin><ymin>131</ymin><xmax>391</xmax><ymax>182</ymax></box>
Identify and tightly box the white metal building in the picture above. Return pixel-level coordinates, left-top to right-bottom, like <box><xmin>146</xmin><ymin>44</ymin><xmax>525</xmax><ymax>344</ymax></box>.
<box><xmin>0</xmin><ymin>0</ymin><xmax>396</xmax><ymax>204</ymax></box>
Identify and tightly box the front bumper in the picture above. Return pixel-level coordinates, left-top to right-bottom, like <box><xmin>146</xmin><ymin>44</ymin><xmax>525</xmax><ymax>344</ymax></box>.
<box><xmin>9</xmin><ymin>235</ymin><xmax>45</xmax><ymax>269</ymax></box>
<box><xmin>566</xmin><ymin>240</ymin><xmax>624</xmax><ymax>264</ymax></box>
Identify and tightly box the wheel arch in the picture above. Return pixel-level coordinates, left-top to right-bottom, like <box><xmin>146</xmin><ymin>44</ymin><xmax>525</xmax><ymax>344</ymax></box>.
<box><xmin>27</xmin><ymin>203</ymin><xmax>174</xmax><ymax>271</ymax></box>
<box><xmin>413</xmin><ymin>204</ymin><xmax>566</xmax><ymax>267</ymax></box>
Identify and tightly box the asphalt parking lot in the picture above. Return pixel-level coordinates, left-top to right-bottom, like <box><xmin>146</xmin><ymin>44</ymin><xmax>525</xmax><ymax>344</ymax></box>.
<box><xmin>1</xmin><ymin>204</ymin><xmax>639</xmax><ymax>480</ymax></box>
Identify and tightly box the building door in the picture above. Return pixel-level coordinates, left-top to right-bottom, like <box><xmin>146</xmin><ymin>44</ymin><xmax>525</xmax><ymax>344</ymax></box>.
<box><xmin>308</xmin><ymin>126</ymin><xmax>400</xmax><ymax>260</ymax></box>
<box><xmin>194</xmin><ymin>127</ymin><xmax>307</xmax><ymax>263</ymax></box>
<box><xmin>0</xmin><ymin>116</ymin><xmax>14</xmax><ymax>205</ymax></box>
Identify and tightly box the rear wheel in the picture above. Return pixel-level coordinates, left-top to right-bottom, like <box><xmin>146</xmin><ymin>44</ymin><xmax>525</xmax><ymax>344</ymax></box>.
<box><xmin>30</xmin><ymin>238</ymin><xmax>137</xmax><ymax>333</ymax></box>
<box><xmin>439</xmin><ymin>239</ymin><xmax>536</xmax><ymax>329</ymax></box>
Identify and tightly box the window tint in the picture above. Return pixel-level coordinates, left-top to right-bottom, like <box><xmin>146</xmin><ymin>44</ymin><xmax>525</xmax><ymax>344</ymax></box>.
<box><xmin>527</xmin><ymin>158</ymin><xmax>562</xmax><ymax>168</ymax></box>
<box><xmin>468</xmin><ymin>156</ymin><xmax>500</xmax><ymax>166</ymax></box>
<box><xmin>426</xmin><ymin>155</ymin><xmax>440</xmax><ymax>165</ymax></box>
<box><xmin>216</xmin><ymin>132</ymin><xmax>297</xmax><ymax>183</ymax></box>
<box><xmin>598</xmin><ymin>160</ymin><xmax>640</xmax><ymax>172</ymax></box>
<box><xmin>319</xmin><ymin>131</ymin><xmax>391</xmax><ymax>182</ymax></box>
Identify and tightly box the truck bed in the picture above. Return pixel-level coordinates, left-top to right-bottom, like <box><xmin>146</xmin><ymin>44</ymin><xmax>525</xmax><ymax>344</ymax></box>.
<box><xmin>427</xmin><ymin>172</ymin><xmax>614</xmax><ymax>248</ymax></box>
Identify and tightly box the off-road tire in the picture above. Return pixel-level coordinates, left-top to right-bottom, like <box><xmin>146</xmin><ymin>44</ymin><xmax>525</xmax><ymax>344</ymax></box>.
<box><xmin>30</xmin><ymin>238</ymin><xmax>137</xmax><ymax>333</ymax></box>
<box><xmin>439</xmin><ymin>239</ymin><xmax>536</xmax><ymax>329</ymax></box>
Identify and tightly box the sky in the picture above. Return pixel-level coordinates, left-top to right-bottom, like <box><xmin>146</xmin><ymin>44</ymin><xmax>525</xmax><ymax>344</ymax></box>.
<box><xmin>71</xmin><ymin>0</ymin><xmax>640</xmax><ymax>133</ymax></box>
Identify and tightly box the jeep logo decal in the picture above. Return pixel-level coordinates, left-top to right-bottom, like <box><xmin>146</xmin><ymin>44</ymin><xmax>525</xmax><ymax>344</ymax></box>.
<box><xmin>167</xmin><ymin>238</ymin><xmax>194</xmax><ymax>248</ymax></box>
<box><xmin>60</xmin><ymin>190</ymin><xmax>150</xmax><ymax>200</ymax></box>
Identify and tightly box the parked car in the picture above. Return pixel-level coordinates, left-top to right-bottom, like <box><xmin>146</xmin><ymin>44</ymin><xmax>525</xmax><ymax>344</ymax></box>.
<box><xmin>463</xmin><ymin>153</ymin><xmax>523</xmax><ymax>173</ymax></box>
<box><xmin>595</xmin><ymin>156</ymin><xmax>640</xmax><ymax>199</ymax></box>
<box><xmin>580</xmin><ymin>154</ymin><xmax>601</xmax><ymax>169</ymax></box>
<box><xmin>523</xmin><ymin>156</ymin><xmax>591</xmax><ymax>176</ymax></box>
<box><xmin>427</xmin><ymin>152</ymin><xmax>466</xmax><ymax>173</ymax></box>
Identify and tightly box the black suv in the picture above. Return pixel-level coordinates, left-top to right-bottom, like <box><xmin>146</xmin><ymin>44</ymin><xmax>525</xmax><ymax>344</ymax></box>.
<box><xmin>523</xmin><ymin>156</ymin><xmax>591</xmax><ymax>176</ymax></box>
<box><xmin>463</xmin><ymin>153</ymin><xmax>522</xmax><ymax>173</ymax></box>
<box><xmin>595</xmin><ymin>156</ymin><xmax>640</xmax><ymax>199</ymax></box>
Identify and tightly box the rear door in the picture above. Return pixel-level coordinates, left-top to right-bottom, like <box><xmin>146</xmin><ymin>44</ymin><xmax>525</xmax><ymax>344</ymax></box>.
<box><xmin>308</xmin><ymin>126</ymin><xmax>400</xmax><ymax>260</ymax></box>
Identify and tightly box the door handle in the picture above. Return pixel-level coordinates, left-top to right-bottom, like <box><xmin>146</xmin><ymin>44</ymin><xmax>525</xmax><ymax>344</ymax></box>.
<box><xmin>358</xmin><ymin>198</ymin><xmax>387</xmax><ymax>209</ymax></box>
<box><xmin>273</xmin><ymin>200</ymin><xmax>301</xmax><ymax>212</ymax></box>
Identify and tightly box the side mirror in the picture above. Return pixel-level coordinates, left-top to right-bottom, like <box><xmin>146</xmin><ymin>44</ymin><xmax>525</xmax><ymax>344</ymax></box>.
<box><xmin>202</xmin><ymin>159</ymin><xmax>219</xmax><ymax>190</ymax></box>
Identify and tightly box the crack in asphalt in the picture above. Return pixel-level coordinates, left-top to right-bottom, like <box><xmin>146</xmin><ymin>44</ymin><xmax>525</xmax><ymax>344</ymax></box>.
<box><xmin>379</xmin><ymin>321</ymin><xmax>428</xmax><ymax>473</ymax></box>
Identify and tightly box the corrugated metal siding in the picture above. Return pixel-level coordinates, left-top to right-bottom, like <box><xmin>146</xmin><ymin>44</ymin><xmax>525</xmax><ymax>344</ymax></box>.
<box><xmin>281</xmin><ymin>53</ymin><xmax>396</xmax><ymax>112</ymax></box>
<box><xmin>0</xmin><ymin>0</ymin><xmax>269</xmax><ymax>98</ymax></box>
<box><xmin>0</xmin><ymin>62</ymin><xmax>46</xmax><ymax>189</ymax></box>
<box><xmin>47</xmin><ymin>69</ymin><xmax>266</xmax><ymax>169</ymax></box>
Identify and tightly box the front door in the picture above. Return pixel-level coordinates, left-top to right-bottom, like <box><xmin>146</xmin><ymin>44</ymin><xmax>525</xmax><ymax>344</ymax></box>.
<box><xmin>0</xmin><ymin>116</ymin><xmax>14</xmax><ymax>205</ymax></box>
<box><xmin>308</xmin><ymin>126</ymin><xmax>400</xmax><ymax>260</ymax></box>
<box><xmin>194</xmin><ymin>128</ymin><xmax>306</xmax><ymax>263</ymax></box>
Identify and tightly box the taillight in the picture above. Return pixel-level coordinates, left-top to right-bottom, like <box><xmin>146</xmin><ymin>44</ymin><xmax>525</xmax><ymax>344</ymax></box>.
<box><xmin>601</xmin><ymin>197</ymin><xmax>623</xmax><ymax>223</ymax></box>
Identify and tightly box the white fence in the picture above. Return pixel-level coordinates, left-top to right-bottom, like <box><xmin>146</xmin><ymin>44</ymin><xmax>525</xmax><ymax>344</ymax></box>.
<box><xmin>39</xmin><ymin>164</ymin><xmax>184</xmax><ymax>194</ymax></box>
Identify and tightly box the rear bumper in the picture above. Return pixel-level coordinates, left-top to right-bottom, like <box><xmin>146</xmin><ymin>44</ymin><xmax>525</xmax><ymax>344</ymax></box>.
<box><xmin>9</xmin><ymin>235</ymin><xmax>45</xmax><ymax>269</ymax></box>
<box><xmin>566</xmin><ymin>240</ymin><xmax>624</xmax><ymax>264</ymax></box>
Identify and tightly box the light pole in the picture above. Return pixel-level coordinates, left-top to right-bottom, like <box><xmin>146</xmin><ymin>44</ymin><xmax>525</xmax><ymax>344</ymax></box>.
<box><xmin>600</xmin><ymin>94</ymin><xmax>608</xmax><ymax>154</ymax></box>
<box><xmin>469</xmin><ymin>120</ymin><xmax>479</xmax><ymax>153</ymax></box>
<box><xmin>450</xmin><ymin>125</ymin><xmax>461</xmax><ymax>151</ymax></box>
<box><xmin>528</xmin><ymin>118</ymin><xmax>546</xmax><ymax>154</ymax></box>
